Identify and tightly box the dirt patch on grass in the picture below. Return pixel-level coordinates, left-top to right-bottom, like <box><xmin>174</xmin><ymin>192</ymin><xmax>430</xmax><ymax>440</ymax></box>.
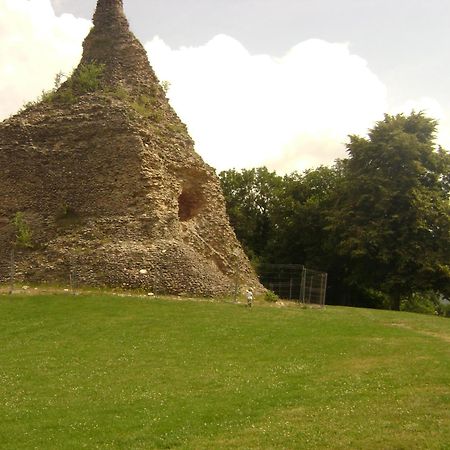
<box><xmin>389</xmin><ymin>322</ymin><xmax>450</xmax><ymax>344</ymax></box>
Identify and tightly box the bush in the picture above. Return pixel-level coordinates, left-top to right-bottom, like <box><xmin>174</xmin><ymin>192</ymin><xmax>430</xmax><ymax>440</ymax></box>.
<box><xmin>436</xmin><ymin>301</ymin><xmax>450</xmax><ymax>318</ymax></box>
<box><xmin>130</xmin><ymin>94</ymin><xmax>161</xmax><ymax>120</ymax></box>
<box><xmin>401</xmin><ymin>291</ymin><xmax>440</xmax><ymax>315</ymax></box>
<box><xmin>40</xmin><ymin>89</ymin><xmax>57</xmax><ymax>103</ymax></box>
<box><xmin>160</xmin><ymin>80</ymin><xmax>171</xmax><ymax>94</ymax></box>
<box><xmin>265</xmin><ymin>290</ymin><xmax>279</xmax><ymax>303</ymax></box>
<box><xmin>20</xmin><ymin>89</ymin><xmax>56</xmax><ymax>111</ymax></box>
<box><xmin>108</xmin><ymin>85</ymin><xmax>130</xmax><ymax>101</ymax></box>
<box><xmin>72</xmin><ymin>63</ymin><xmax>105</xmax><ymax>94</ymax></box>
<box><xmin>19</xmin><ymin>63</ymin><xmax>104</xmax><ymax>111</ymax></box>
<box><xmin>358</xmin><ymin>288</ymin><xmax>390</xmax><ymax>309</ymax></box>
<box><xmin>55</xmin><ymin>88</ymin><xmax>76</xmax><ymax>104</ymax></box>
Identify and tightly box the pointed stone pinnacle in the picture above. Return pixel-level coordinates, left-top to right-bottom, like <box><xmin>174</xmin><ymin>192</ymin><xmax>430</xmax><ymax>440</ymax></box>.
<box><xmin>80</xmin><ymin>0</ymin><xmax>159</xmax><ymax>90</ymax></box>
<box><xmin>96</xmin><ymin>0</ymin><xmax>124</xmax><ymax>8</ymax></box>
<box><xmin>93</xmin><ymin>0</ymin><xmax>128</xmax><ymax>30</ymax></box>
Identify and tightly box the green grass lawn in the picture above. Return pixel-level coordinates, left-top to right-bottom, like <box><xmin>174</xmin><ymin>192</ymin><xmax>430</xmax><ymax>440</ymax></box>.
<box><xmin>0</xmin><ymin>293</ymin><xmax>449</xmax><ymax>449</ymax></box>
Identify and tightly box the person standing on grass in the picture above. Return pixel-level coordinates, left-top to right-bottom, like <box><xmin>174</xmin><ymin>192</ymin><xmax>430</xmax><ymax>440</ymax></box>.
<box><xmin>246</xmin><ymin>288</ymin><xmax>254</xmax><ymax>307</ymax></box>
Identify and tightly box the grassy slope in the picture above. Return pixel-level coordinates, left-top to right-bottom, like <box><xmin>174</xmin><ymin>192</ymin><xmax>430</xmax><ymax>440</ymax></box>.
<box><xmin>0</xmin><ymin>294</ymin><xmax>449</xmax><ymax>449</ymax></box>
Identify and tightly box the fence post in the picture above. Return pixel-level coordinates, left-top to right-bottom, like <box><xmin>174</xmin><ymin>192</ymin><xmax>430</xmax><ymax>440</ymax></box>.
<box><xmin>68</xmin><ymin>254</ymin><xmax>78</xmax><ymax>296</ymax></box>
<box><xmin>9</xmin><ymin>248</ymin><xmax>15</xmax><ymax>295</ymax></box>
<box><xmin>307</xmin><ymin>275</ymin><xmax>313</xmax><ymax>304</ymax></box>
<box><xmin>320</xmin><ymin>273</ymin><xmax>328</xmax><ymax>307</ymax></box>
<box><xmin>69</xmin><ymin>269</ymin><xmax>75</xmax><ymax>296</ymax></box>
<box><xmin>300</xmin><ymin>267</ymin><xmax>306</xmax><ymax>302</ymax></box>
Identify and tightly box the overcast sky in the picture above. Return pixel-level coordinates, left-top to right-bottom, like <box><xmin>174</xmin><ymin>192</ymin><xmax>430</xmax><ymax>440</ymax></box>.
<box><xmin>1</xmin><ymin>0</ymin><xmax>449</xmax><ymax>173</ymax></box>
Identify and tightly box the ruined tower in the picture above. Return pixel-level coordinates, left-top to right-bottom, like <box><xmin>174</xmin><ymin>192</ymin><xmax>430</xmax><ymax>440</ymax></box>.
<box><xmin>0</xmin><ymin>0</ymin><xmax>259</xmax><ymax>295</ymax></box>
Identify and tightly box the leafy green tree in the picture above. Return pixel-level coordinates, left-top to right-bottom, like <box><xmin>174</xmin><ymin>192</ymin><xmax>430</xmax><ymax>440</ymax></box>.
<box><xmin>219</xmin><ymin>165</ymin><xmax>346</xmax><ymax>304</ymax></box>
<box><xmin>269</xmin><ymin>164</ymin><xmax>344</xmax><ymax>267</ymax></box>
<box><xmin>327</xmin><ymin>112</ymin><xmax>450</xmax><ymax>309</ymax></box>
<box><xmin>219</xmin><ymin>167</ymin><xmax>282</xmax><ymax>263</ymax></box>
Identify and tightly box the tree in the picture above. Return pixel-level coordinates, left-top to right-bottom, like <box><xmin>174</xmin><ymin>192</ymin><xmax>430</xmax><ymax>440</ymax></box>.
<box><xmin>219</xmin><ymin>167</ymin><xmax>282</xmax><ymax>263</ymax></box>
<box><xmin>219</xmin><ymin>165</ymin><xmax>346</xmax><ymax>303</ymax></box>
<box><xmin>269</xmin><ymin>164</ymin><xmax>344</xmax><ymax>267</ymax></box>
<box><xmin>327</xmin><ymin>112</ymin><xmax>450</xmax><ymax>309</ymax></box>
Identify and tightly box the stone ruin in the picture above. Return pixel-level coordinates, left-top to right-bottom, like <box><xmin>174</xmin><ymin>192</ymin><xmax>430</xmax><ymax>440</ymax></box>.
<box><xmin>0</xmin><ymin>0</ymin><xmax>260</xmax><ymax>296</ymax></box>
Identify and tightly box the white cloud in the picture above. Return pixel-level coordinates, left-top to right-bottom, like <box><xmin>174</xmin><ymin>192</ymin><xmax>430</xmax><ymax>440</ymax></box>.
<box><xmin>146</xmin><ymin>35</ymin><xmax>388</xmax><ymax>173</ymax></box>
<box><xmin>1</xmin><ymin>1</ymin><xmax>447</xmax><ymax>173</ymax></box>
<box><xmin>0</xmin><ymin>0</ymin><xmax>90</xmax><ymax>118</ymax></box>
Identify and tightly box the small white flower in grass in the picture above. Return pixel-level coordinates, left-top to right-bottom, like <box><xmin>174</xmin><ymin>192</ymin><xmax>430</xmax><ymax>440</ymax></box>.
<box><xmin>139</xmin><ymin>269</ymin><xmax>148</xmax><ymax>275</ymax></box>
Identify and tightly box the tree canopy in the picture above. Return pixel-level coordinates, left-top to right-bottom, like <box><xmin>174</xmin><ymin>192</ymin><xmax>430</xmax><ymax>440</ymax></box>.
<box><xmin>219</xmin><ymin>112</ymin><xmax>450</xmax><ymax>311</ymax></box>
<box><xmin>219</xmin><ymin>167</ymin><xmax>282</xmax><ymax>263</ymax></box>
<box><xmin>328</xmin><ymin>112</ymin><xmax>450</xmax><ymax>309</ymax></box>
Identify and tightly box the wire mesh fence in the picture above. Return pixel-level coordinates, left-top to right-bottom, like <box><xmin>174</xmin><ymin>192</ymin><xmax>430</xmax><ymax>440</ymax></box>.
<box><xmin>258</xmin><ymin>263</ymin><xmax>327</xmax><ymax>306</ymax></box>
<box><xmin>258</xmin><ymin>264</ymin><xmax>304</xmax><ymax>301</ymax></box>
<box><xmin>300</xmin><ymin>267</ymin><xmax>328</xmax><ymax>306</ymax></box>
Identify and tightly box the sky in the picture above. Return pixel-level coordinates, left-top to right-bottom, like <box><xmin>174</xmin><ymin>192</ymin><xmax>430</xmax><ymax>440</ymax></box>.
<box><xmin>1</xmin><ymin>0</ymin><xmax>449</xmax><ymax>173</ymax></box>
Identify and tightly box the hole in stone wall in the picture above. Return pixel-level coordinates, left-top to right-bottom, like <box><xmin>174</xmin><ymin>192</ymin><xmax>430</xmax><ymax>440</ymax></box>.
<box><xmin>178</xmin><ymin>186</ymin><xmax>204</xmax><ymax>222</ymax></box>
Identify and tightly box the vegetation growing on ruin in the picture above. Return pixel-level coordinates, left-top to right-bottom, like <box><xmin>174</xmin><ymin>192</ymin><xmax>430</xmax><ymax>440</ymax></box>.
<box><xmin>12</xmin><ymin>212</ymin><xmax>33</xmax><ymax>248</ymax></box>
<box><xmin>21</xmin><ymin>63</ymin><xmax>105</xmax><ymax>110</ymax></box>
<box><xmin>160</xmin><ymin>80</ymin><xmax>171</xmax><ymax>94</ymax></box>
<box><xmin>130</xmin><ymin>93</ymin><xmax>159</xmax><ymax>119</ymax></box>
<box><xmin>103</xmin><ymin>84</ymin><xmax>166</xmax><ymax>121</ymax></box>
<box><xmin>72</xmin><ymin>62</ymin><xmax>105</xmax><ymax>93</ymax></box>
<box><xmin>19</xmin><ymin>65</ymin><xmax>172</xmax><ymax>123</ymax></box>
